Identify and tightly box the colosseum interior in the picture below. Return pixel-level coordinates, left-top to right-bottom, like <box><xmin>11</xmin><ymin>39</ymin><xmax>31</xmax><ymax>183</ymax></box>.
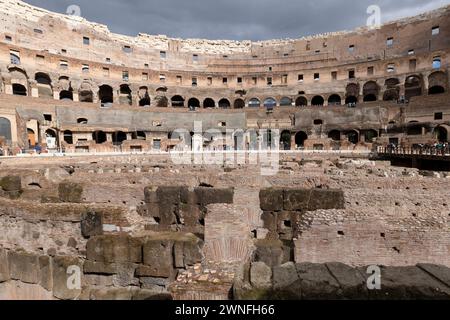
<box><xmin>0</xmin><ymin>0</ymin><xmax>449</xmax><ymax>302</ymax></box>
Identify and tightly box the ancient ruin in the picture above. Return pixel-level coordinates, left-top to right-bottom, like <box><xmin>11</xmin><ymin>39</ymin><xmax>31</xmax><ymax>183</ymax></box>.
<box><xmin>0</xmin><ymin>0</ymin><xmax>449</xmax><ymax>301</ymax></box>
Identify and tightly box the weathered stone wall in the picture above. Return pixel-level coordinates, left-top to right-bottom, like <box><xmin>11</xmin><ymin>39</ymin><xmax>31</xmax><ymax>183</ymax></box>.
<box><xmin>233</xmin><ymin>261</ymin><xmax>450</xmax><ymax>300</ymax></box>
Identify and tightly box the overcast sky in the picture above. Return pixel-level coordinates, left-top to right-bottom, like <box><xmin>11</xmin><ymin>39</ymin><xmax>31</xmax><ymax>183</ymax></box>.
<box><xmin>23</xmin><ymin>0</ymin><xmax>450</xmax><ymax>40</ymax></box>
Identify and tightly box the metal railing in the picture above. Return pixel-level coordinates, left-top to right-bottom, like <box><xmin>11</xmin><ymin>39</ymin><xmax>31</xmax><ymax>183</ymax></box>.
<box><xmin>377</xmin><ymin>145</ymin><xmax>450</xmax><ymax>157</ymax></box>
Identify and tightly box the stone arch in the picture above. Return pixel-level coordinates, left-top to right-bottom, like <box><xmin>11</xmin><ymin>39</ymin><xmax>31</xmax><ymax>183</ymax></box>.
<box><xmin>295</xmin><ymin>131</ymin><xmax>308</xmax><ymax>148</ymax></box>
<box><xmin>99</xmin><ymin>85</ymin><xmax>113</xmax><ymax>104</ymax></box>
<box><xmin>311</xmin><ymin>96</ymin><xmax>324</xmax><ymax>106</ymax></box>
<box><xmin>79</xmin><ymin>82</ymin><xmax>94</xmax><ymax>103</ymax></box>
<box><xmin>363</xmin><ymin>81</ymin><xmax>379</xmax><ymax>102</ymax></box>
<box><xmin>219</xmin><ymin>98</ymin><xmax>231</xmax><ymax>109</ymax></box>
<box><xmin>264</xmin><ymin>97</ymin><xmax>277</xmax><ymax>110</ymax></box>
<box><xmin>27</xmin><ymin>128</ymin><xmax>36</xmax><ymax>147</ymax></box>
<box><xmin>248</xmin><ymin>98</ymin><xmax>261</xmax><ymax>108</ymax></box>
<box><xmin>12</xmin><ymin>83</ymin><xmax>27</xmax><ymax>96</ymax></box>
<box><xmin>383</xmin><ymin>78</ymin><xmax>400</xmax><ymax>101</ymax></box>
<box><xmin>132</xmin><ymin>131</ymin><xmax>146</xmax><ymax>140</ymax></box>
<box><xmin>295</xmin><ymin>96</ymin><xmax>308</xmax><ymax>107</ymax></box>
<box><xmin>435</xmin><ymin>126</ymin><xmax>448</xmax><ymax>142</ymax></box>
<box><xmin>327</xmin><ymin>94</ymin><xmax>342</xmax><ymax>106</ymax></box>
<box><xmin>280</xmin><ymin>97</ymin><xmax>293</xmax><ymax>107</ymax></box>
<box><xmin>0</xmin><ymin>117</ymin><xmax>12</xmax><ymax>143</ymax></box>
<box><xmin>328</xmin><ymin>130</ymin><xmax>341</xmax><ymax>141</ymax></box>
<box><xmin>93</xmin><ymin>131</ymin><xmax>107</xmax><ymax>144</ymax></box>
<box><xmin>35</xmin><ymin>72</ymin><xmax>53</xmax><ymax>98</ymax></box>
<box><xmin>346</xmin><ymin>130</ymin><xmax>359</xmax><ymax>144</ymax></box>
<box><xmin>138</xmin><ymin>86</ymin><xmax>151</xmax><ymax>107</ymax></box>
<box><xmin>119</xmin><ymin>84</ymin><xmax>132</xmax><ymax>105</ymax></box>
<box><xmin>280</xmin><ymin>130</ymin><xmax>292</xmax><ymax>150</ymax></box>
<box><xmin>203</xmin><ymin>98</ymin><xmax>215</xmax><ymax>109</ymax></box>
<box><xmin>63</xmin><ymin>130</ymin><xmax>73</xmax><ymax>144</ymax></box>
<box><xmin>112</xmin><ymin>131</ymin><xmax>127</xmax><ymax>145</ymax></box>
<box><xmin>363</xmin><ymin>129</ymin><xmax>378</xmax><ymax>142</ymax></box>
<box><xmin>188</xmin><ymin>98</ymin><xmax>200</xmax><ymax>109</ymax></box>
<box><xmin>234</xmin><ymin>98</ymin><xmax>245</xmax><ymax>109</ymax></box>
<box><xmin>345</xmin><ymin>83</ymin><xmax>359</xmax><ymax>104</ymax></box>
<box><xmin>428</xmin><ymin>71</ymin><xmax>448</xmax><ymax>95</ymax></box>
<box><xmin>405</xmin><ymin>75</ymin><xmax>423</xmax><ymax>101</ymax></box>
<box><xmin>59</xmin><ymin>90</ymin><xmax>73</xmax><ymax>100</ymax></box>
<box><xmin>155</xmin><ymin>96</ymin><xmax>168</xmax><ymax>108</ymax></box>
<box><xmin>171</xmin><ymin>95</ymin><xmax>185</xmax><ymax>108</ymax></box>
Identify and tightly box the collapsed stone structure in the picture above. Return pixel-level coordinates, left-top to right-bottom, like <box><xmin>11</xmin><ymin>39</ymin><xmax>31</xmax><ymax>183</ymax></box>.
<box><xmin>0</xmin><ymin>153</ymin><xmax>449</xmax><ymax>300</ymax></box>
<box><xmin>0</xmin><ymin>0</ymin><xmax>449</xmax><ymax>153</ymax></box>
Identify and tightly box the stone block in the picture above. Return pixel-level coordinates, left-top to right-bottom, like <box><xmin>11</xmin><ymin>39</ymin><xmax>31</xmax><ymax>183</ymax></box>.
<box><xmin>8</xmin><ymin>251</ymin><xmax>40</xmax><ymax>284</ymax></box>
<box><xmin>52</xmin><ymin>256</ymin><xmax>83</xmax><ymax>300</ymax></box>
<box><xmin>250</xmin><ymin>262</ymin><xmax>272</xmax><ymax>290</ymax></box>
<box><xmin>260</xmin><ymin>189</ymin><xmax>283</xmax><ymax>211</ymax></box>
<box><xmin>273</xmin><ymin>262</ymin><xmax>298</xmax><ymax>290</ymax></box>
<box><xmin>0</xmin><ymin>175</ymin><xmax>22</xmax><ymax>192</ymax></box>
<box><xmin>158</xmin><ymin>203</ymin><xmax>177</xmax><ymax>225</ymax></box>
<box><xmin>142</xmin><ymin>240</ymin><xmax>174</xmax><ymax>278</ymax></box>
<box><xmin>178</xmin><ymin>203</ymin><xmax>202</xmax><ymax>227</ymax></box>
<box><xmin>157</xmin><ymin>186</ymin><xmax>182</xmax><ymax>204</ymax></box>
<box><xmin>308</xmin><ymin>189</ymin><xmax>345</xmax><ymax>210</ymax></box>
<box><xmin>326</xmin><ymin>262</ymin><xmax>367</xmax><ymax>299</ymax></box>
<box><xmin>86</xmin><ymin>234</ymin><xmax>142</xmax><ymax>263</ymax></box>
<box><xmin>39</xmin><ymin>255</ymin><xmax>53</xmax><ymax>291</ymax></box>
<box><xmin>0</xmin><ymin>249</ymin><xmax>10</xmax><ymax>283</ymax></box>
<box><xmin>80</xmin><ymin>210</ymin><xmax>103</xmax><ymax>238</ymax></box>
<box><xmin>254</xmin><ymin>240</ymin><xmax>290</xmax><ymax>267</ymax></box>
<box><xmin>296</xmin><ymin>263</ymin><xmax>340</xmax><ymax>299</ymax></box>
<box><xmin>144</xmin><ymin>187</ymin><xmax>159</xmax><ymax>203</ymax></box>
<box><xmin>283</xmin><ymin>189</ymin><xmax>310</xmax><ymax>211</ymax></box>
<box><xmin>58</xmin><ymin>181</ymin><xmax>83</xmax><ymax>203</ymax></box>
<box><xmin>83</xmin><ymin>260</ymin><xmax>120</xmax><ymax>275</ymax></box>
<box><xmin>194</xmin><ymin>187</ymin><xmax>234</xmax><ymax>205</ymax></box>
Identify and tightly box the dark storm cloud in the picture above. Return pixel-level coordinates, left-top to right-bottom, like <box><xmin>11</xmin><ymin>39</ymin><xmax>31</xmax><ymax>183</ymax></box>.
<box><xmin>23</xmin><ymin>0</ymin><xmax>450</xmax><ymax>40</ymax></box>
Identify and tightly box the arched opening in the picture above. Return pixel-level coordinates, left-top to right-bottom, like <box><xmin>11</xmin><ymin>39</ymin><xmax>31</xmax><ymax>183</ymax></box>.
<box><xmin>138</xmin><ymin>87</ymin><xmax>151</xmax><ymax>107</ymax></box>
<box><xmin>295</xmin><ymin>131</ymin><xmax>308</xmax><ymax>148</ymax></box>
<box><xmin>327</xmin><ymin>94</ymin><xmax>341</xmax><ymax>106</ymax></box>
<box><xmin>155</xmin><ymin>96</ymin><xmax>168</xmax><ymax>108</ymax></box>
<box><xmin>428</xmin><ymin>71</ymin><xmax>447</xmax><ymax>95</ymax></box>
<box><xmin>280</xmin><ymin>97</ymin><xmax>293</xmax><ymax>107</ymax></box>
<box><xmin>407</xmin><ymin>123</ymin><xmax>422</xmax><ymax>136</ymax></box>
<box><xmin>234</xmin><ymin>98</ymin><xmax>245</xmax><ymax>109</ymax></box>
<box><xmin>59</xmin><ymin>90</ymin><xmax>73</xmax><ymax>101</ymax></box>
<box><xmin>92</xmin><ymin>131</ymin><xmax>107</xmax><ymax>144</ymax></box>
<box><xmin>280</xmin><ymin>130</ymin><xmax>291</xmax><ymax>150</ymax></box>
<box><xmin>345</xmin><ymin>96</ymin><xmax>358</xmax><ymax>105</ymax></box>
<box><xmin>346</xmin><ymin>131</ymin><xmax>359</xmax><ymax>144</ymax></box>
<box><xmin>63</xmin><ymin>130</ymin><xmax>73</xmax><ymax>144</ymax></box>
<box><xmin>429</xmin><ymin>86</ymin><xmax>445</xmax><ymax>95</ymax></box>
<box><xmin>171</xmin><ymin>95</ymin><xmax>185</xmax><ymax>108</ymax></box>
<box><xmin>328</xmin><ymin>130</ymin><xmax>341</xmax><ymax>141</ymax></box>
<box><xmin>405</xmin><ymin>75</ymin><xmax>423</xmax><ymax>101</ymax></box>
<box><xmin>77</xmin><ymin>118</ymin><xmax>88</xmax><ymax>124</ymax></box>
<box><xmin>203</xmin><ymin>98</ymin><xmax>215</xmax><ymax>109</ymax></box>
<box><xmin>264</xmin><ymin>98</ymin><xmax>276</xmax><ymax>110</ymax></box>
<box><xmin>363</xmin><ymin>129</ymin><xmax>378</xmax><ymax>143</ymax></box>
<box><xmin>188</xmin><ymin>98</ymin><xmax>200</xmax><ymax>109</ymax></box>
<box><xmin>435</xmin><ymin>127</ymin><xmax>448</xmax><ymax>143</ymax></box>
<box><xmin>112</xmin><ymin>131</ymin><xmax>127</xmax><ymax>145</ymax></box>
<box><xmin>132</xmin><ymin>131</ymin><xmax>146</xmax><ymax>140</ymax></box>
<box><xmin>45</xmin><ymin>129</ymin><xmax>57</xmax><ymax>149</ymax></box>
<box><xmin>345</xmin><ymin>83</ymin><xmax>359</xmax><ymax>105</ymax></box>
<box><xmin>311</xmin><ymin>96</ymin><xmax>324</xmax><ymax>106</ymax></box>
<box><xmin>363</xmin><ymin>81</ymin><xmax>379</xmax><ymax>102</ymax></box>
<box><xmin>248</xmin><ymin>98</ymin><xmax>261</xmax><ymax>108</ymax></box>
<box><xmin>219</xmin><ymin>98</ymin><xmax>231</xmax><ymax>109</ymax></box>
<box><xmin>12</xmin><ymin>84</ymin><xmax>27</xmax><ymax>96</ymax></box>
<box><xmin>383</xmin><ymin>78</ymin><xmax>400</xmax><ymax>101</ymax></box>
<box><xmin>35</xmin><ymin>72</ymin><xmax>52</xmax><ymax>98</ymax></box>
<box><xmin>295</xmin><ymin>96</ymin><xmax>308</xmax><ymax>107</ymax></box>
<box><xmin>0</xmin><ymin>117</ymin><xmax>12</xmax><ymax>143</ymax></box>
<box><xmin>79</xmin><ymin>82</ymin><xmax>94</xmax><ymax>103</ymax></box>
<box><xmin>99</xmin><ymin>85</ymin><xmax>113</xmax><ymax>104</ymax></box>
<box><xmin>27</xmin><ymin>128</ymin><xmax>36</xmax><ymax>147</ymax></box>
<box><xmin>119</xmin><ymin>84</ymin><xmax>132</xmax><ymax>105</ymax></box>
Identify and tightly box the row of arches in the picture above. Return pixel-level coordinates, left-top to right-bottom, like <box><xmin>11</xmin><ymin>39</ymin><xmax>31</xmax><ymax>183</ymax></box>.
<box><xmin>6</xmin><ymin>70</ymin><xmax>448</xmax><ymax>108</ymax></box>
